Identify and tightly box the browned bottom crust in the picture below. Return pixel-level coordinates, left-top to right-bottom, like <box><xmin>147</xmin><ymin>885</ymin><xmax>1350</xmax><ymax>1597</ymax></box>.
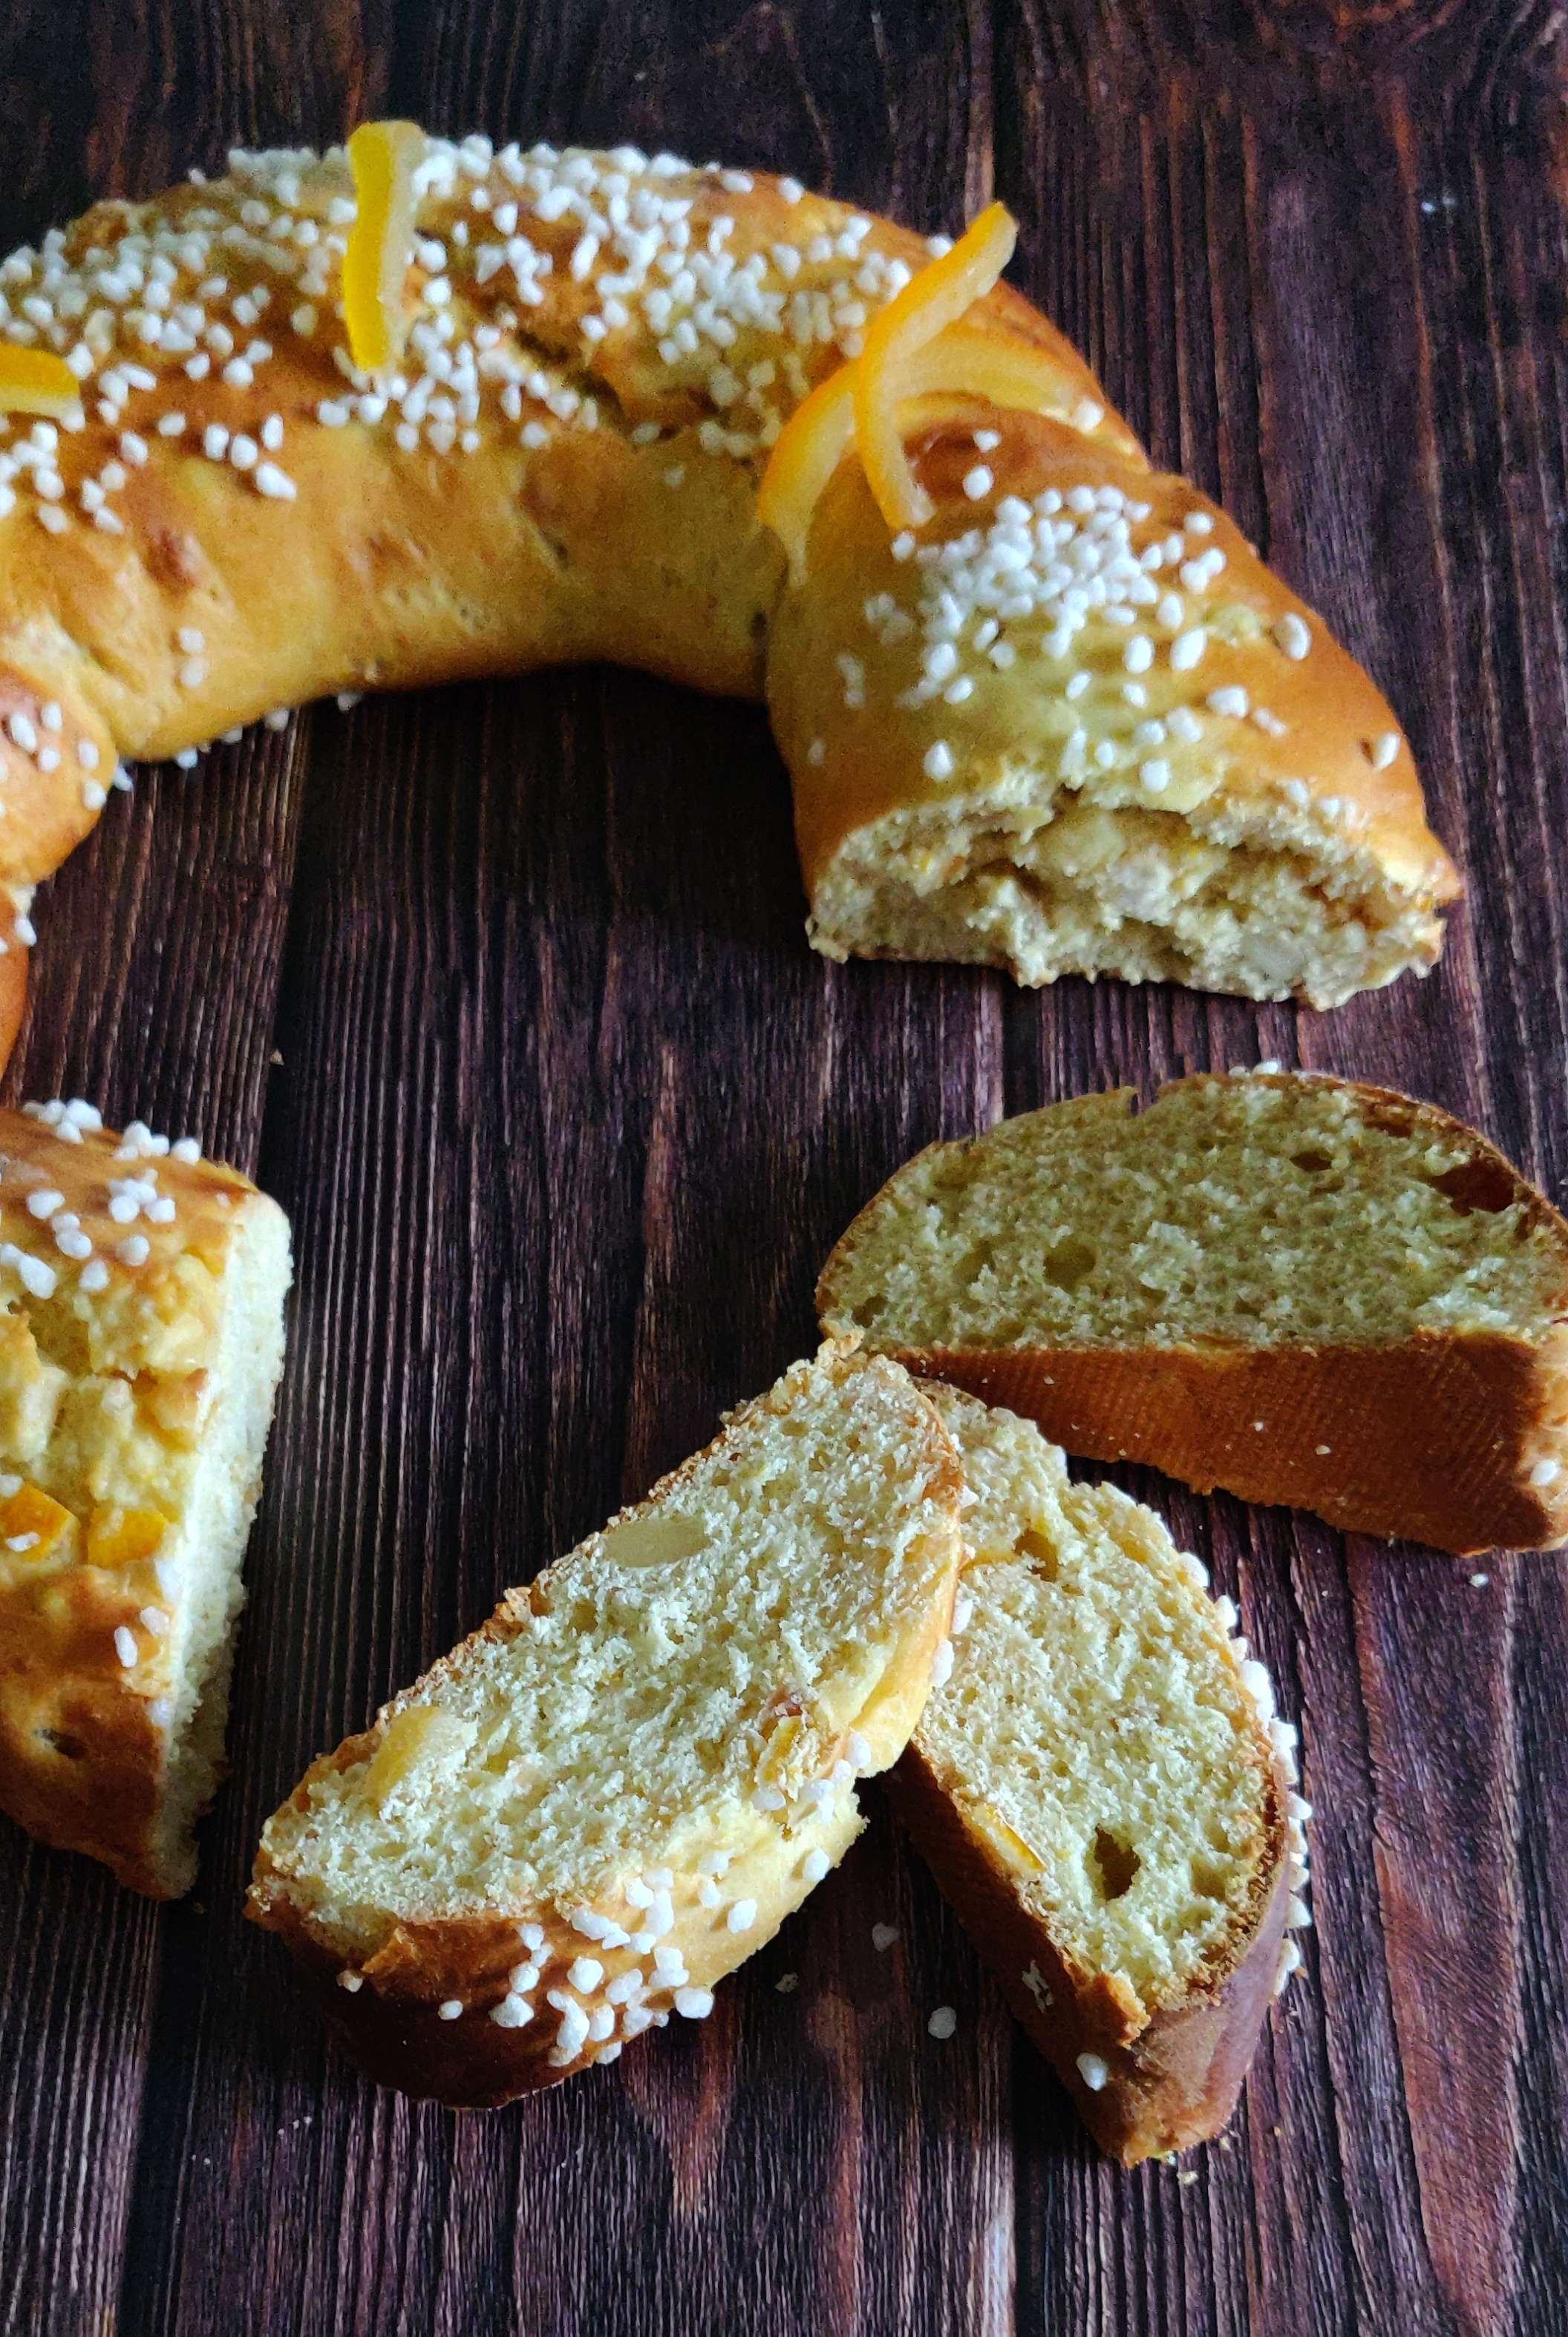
<box><xmin>883</xmin><ymin>1745</ymin><xmax>1292</xmax><ymax>2163</ymax></box>
<box><xmin>0</xmin><ymin>1643</ymin><xmax>171</xmax><ymax>1895</ymax></box>
<box><xmin>262</xmin><ymin>1907</ymin><xmax>609</xmax><ymax>2107</ymax></box>
<box><xmin>894</xmin><ymin>1331</ymin><xmax>1568</xmax><ymax>1555</ymax></box>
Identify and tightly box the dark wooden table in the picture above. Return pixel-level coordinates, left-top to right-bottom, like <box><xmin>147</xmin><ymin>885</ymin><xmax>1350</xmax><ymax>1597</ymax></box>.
<box><xmin>2</xmin><ymin>4</ymin><xmax>1565</xmax><ymax>2332</ymax></box>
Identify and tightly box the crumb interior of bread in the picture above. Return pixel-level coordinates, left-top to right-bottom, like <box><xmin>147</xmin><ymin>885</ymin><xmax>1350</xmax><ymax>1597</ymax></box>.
<box><xmin>826</xmin><ymin>1076</ymin><xmax>1567</xmax><ymax>1351</ymax></box>
<box><xmin>811</xmin><ymin>790</ymin><xmax>1439</xmax><ymax>1007</ymax></box>
<box><xmin>147</xmin><ymin>1202</ymin><xmax>293</xmax><ymax>1889</ymax></box>
<box><xmin>257</xmin><ymin>1355</ymin><xmax>954</xmax><ymax>1962</ymax></box>
<box><xmin>920</xmin><ymin>1389</ymin><xmax>1272</xmax><ymax>2010</ymax></box>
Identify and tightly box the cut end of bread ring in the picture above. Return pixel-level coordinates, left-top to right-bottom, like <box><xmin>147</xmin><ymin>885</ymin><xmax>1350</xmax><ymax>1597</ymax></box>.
<box><xmin>0</xmin><ymin>1102</ymin><xmax>291</xmax><ymax>1895</ymax></box>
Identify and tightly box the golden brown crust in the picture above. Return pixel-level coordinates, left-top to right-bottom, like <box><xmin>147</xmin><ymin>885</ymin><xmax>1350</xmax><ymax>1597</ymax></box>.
<box><xmin>0</xmin><ymin>137</ymin><xmax>1453</xmax><ymax>1047</ymax></box>
<box><xmin>0</xmin><ymin>1104</ymin><xmax>261</xmax><ymax>1290</ymax></box>
<box><xmin>0</xmin><ymin>1102</ymin><xmax>288</xmax><ymax>1894</ymax></box>
<box><xmin>900</xmin><ymin>1330</ymin><xmax>1568</xmax><ymax>1556</ymax></box>
<box><xmin>818</xmin><ymin>1073</ymin><xmax>1568</xmax><ymax>1555</ymax></box>
<box><xmin>247</xmin><ymin>1345</ymin><xmax>963</xmax><ymax>2105</ymax></box>
<box><xmin>884</xmin><ymin>1740</ymin><xmax>1293</xmax><ymax>2162</ymax></box>
<box><xmin>254</xmin><ymin>1775</ymin><xmax>865</xmax><ymax>2108</ymax></box>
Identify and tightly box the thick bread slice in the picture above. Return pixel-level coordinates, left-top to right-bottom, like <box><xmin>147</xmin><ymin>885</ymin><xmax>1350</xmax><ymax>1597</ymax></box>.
<box><xmin>888</xmin><ymin>1388</ymin><xmax>1307</xmax><ymax>2163</ymax></box>
<box><xmin>249</xmin><ymin>1344</ymin><xmax>963</xmax><ymax>2108</ymax></box>
<box><xmin>0</xmin><ymin>1098</ymin><xmax>292</xmax><ymax>1896</ymax></box>
<box><xmin>818</xmin><ymin>1072</ymin><xmax>1568</xmax><ymax>1554</ymax></box>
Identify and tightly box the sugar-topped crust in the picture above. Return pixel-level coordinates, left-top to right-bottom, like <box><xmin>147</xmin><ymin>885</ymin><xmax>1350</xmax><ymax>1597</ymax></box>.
<box><xmin>0</xmin><ymin>1099</ymin><xmax>289</xmax><ymax>1895</ymax></box>
<box><xmin>0</xmin><ymin>132</ymin><xmax>1454</xmax><ymax>1017</ymax></box>
<box><xmin>773</xmin><ymin>421</ymin><xmax>1457</xmax><ymax>931</ymax></box>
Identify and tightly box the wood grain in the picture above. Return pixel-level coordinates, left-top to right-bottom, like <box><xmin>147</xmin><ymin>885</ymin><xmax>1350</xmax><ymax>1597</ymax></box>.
<box><xmin>1</xmin><ymin>3</ymin><xmax>1567</xmax><ymax>2333</ymax></box>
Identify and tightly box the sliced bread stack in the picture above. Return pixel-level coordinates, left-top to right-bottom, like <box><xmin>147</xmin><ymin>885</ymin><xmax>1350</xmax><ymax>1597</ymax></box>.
<box><xmin>251</xmin><ymin>1334</ymin><xmax>1309</xmax><ymax>2157</ymax></box>
<box><xmin>258</xmin><ymin>1066</ymin><xmax>1568</xmax><ymax>2148</ymax></box>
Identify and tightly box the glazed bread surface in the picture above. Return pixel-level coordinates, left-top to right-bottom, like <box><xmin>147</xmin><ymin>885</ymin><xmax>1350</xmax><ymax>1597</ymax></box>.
<box><xmin>818</xmin><ymin>1071</ymin><xmax>1568</xmax><ymax>1553</ymax></box>
<box><xmin>0</xmin><ymin>1098</ymin><xmax>291</xmax><ymax>1895</ymax></box>
<box><xmin>249</xmin><ymin>1343</ymin><xmax>962</xmax><ymax>2107</ymax></box>
<box><xmin>0</xmin><ymin>130</ymin><xmax>1455</xmax><ymax>1019</ymax></box>
<box><xmin>889</xmin><ymin>1387</ymin><xmax>1307</xmax><ymax>2163</ymax></box>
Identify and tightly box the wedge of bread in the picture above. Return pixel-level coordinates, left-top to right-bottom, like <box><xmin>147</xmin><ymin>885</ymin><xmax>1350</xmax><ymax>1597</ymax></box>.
<box><xmin>889</xmin><ymin>1387</ymin><xmax>1307</xmax><ymax>2163</ymax></box>
<box><xmin>0</xmin><ymin>1098</ymin><xmax>291</xmax><ymax>1896</ymax></box>
<box><xmin>249</xmin><ymin>1343</ymin><xmax>963</xmax><ymax>2106</ymax></box>
<box><xmin>818</xmin><ymin>1072</ymin><xmax>1568</xmax><ymax>1554</ymax></box>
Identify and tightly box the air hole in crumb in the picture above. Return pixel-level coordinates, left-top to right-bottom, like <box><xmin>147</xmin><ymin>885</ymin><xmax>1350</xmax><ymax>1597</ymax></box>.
<box><xmin>956</xmin><ymin>1238</ymin><xmax>996</xmax><ymax>1283</ymax></box>
<box><xmin>1044</xmin><ymin>1234</ymin><xmax>1097</xmax><ymax>1289</ymax></box>
<box><xmin>39</xmin><ymin>1728</ymin><xmax>85</xmax><ymax>1760</ymax></box>
<box><xmin>1290</xmin><ymin>1148</ymin><xmax>1333</xmax><ymax>1173</ymax></box>
<box><xmin>1091</xmin><ymin>1828</ymin><xmax>1140</xmax><ymax>1900</ymax></box>
<box><xmin>1426</xmin><ymin>1159</ymin><xmax>1515</xmax><ymax>1216</ymax></box>
<box><xmin>1015</xmin><ymin>1523</ymin><xmax>1059</xmax><ymax>1578</ymax></box>
<box><xmin>1192</xmin><ymin>1854</ymin><xmax>1229</xmax><ymax>1898</ymax></box>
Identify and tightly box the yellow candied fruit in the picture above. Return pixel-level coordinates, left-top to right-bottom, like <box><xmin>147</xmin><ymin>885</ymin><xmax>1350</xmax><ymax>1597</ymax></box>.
<box><xmin>596</xmin><ymin>1510</ymin><xmax>708</xmax><ymax>1569</ymax></box>
<box><xmin>362</xmin><ymin>1704</ymin><xmax>476</xmax><ymax>1806</ymax></box>
<box><xmin>85</xmin><ymin>1505</ymin><xmax>166</xmax><ymax>1570</ymax></box>
<box><xmin>854</xmin><ymin>200</ymin><xmax>1017</xmax><ymax>532</ymax></box>
<box><xmin>343</xmin><ymin>120</ymin><xmax>428</xmax><ymax>376</ymax></box>
<box><xmin>0</xmin><ymin>346</ymin><xmax>82</xmax><ymax>419</ymax></box>
<box><xmin>760</xmin><ymin>324</ymin><xmax>1100</xmax><ymax>581</ymax></box>
<box><xmin>970</xmin><ymin>1804</ymin><xmax>1046</xmax><ymax>1878</ymax></box>
<box><xmin>0</xmin><ymin>1483</ymin><xmax>76</xmax><ymax>1560</ymax></box>
<box><xmin>757</xmin><ymin>1709</ymin><xmax>804</xmax><ymax>1785</ymax></box>
<box><xmin>761</xmin><ymin>216</ymin><xmax>1083</xmax><ymax>578</ymax></box>
<box><xmin>895</xmin><ymin>324</ymin><xmax>1084</xmax><ymax>434</ymax></box>
<box><xmin>756</xmin><ymin>364</ymin><xmax>857</xmax><ymax>582</ymax></box>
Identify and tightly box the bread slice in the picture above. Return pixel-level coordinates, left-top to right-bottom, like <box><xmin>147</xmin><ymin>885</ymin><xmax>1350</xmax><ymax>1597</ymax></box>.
<box><xmin>0</xmin><ymin>1098</ymin><xmax>291</xmax><ymax>1896</ymax></box>
<box><xmin>818</xmin><ymin>1071</ymin><xmax>1568</xmax><ymax>1554</ymax></box>
<box><xmin>248</xmin><ymin>1344</ymin><xmax>963</xmax><ymax>2107</ymax></box>
<box><xmin>888</xmin><ymin>1387</ymin><xmax>1307</xmax><ymax>2163</ymax></box>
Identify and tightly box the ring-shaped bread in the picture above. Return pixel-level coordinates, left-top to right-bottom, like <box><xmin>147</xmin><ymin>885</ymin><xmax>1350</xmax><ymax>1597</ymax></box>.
<box><xmin>0</xmin><ymin>127</ymin><xmax>1458</xmax><ymax>1040</ymax></box>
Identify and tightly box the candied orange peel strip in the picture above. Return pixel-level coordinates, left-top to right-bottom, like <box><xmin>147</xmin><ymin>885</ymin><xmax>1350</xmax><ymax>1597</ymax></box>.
<box><xmin>761</xmin><ymin>204</ymin><xmax>1059</xmax><ymax>575</ymax></box>
<box><xmin>756</xmin><ymin>365</ymin><xmax>858</xmax><ymax>580</ymax></box>
<box><xmin>899</xmin><ymin>324</ymin><xmax>1080</xmax><ymax>426</ymax></box>
<box><xmin>0</xmin><ymin>346</ymin><xmax>82</xmax><ymax>419</ymax></box>
<box><xmin>853</xmin><ymin>200</ymin><xmax>1017</xmax><ymax>532</ymax></box>
<box><xmin>343</xmin><ymin>120</ymin><xmax>427</xmax><ymax>377</ymax></box>
<box><xmin>759</xmin><ymin>327</ymin><xmax>1075</xmax><ymax>578</ymax></box>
